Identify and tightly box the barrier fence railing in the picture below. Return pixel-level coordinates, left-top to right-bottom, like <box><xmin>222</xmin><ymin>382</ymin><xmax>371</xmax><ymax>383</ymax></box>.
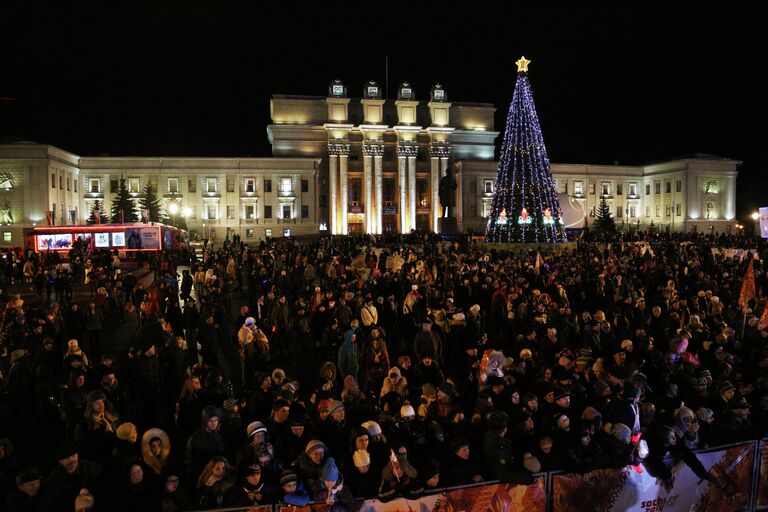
<box><xmin>190</xmin><ymin>438</ymin><xmax>768</xmax><ymax>512</ymax></box>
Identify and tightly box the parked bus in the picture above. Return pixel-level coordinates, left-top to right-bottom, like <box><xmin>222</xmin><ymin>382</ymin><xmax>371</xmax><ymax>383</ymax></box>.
<box><xmin>24</xmin><ymin>223</ymin><xmax>188</xmax><ymax>255</ymax></box>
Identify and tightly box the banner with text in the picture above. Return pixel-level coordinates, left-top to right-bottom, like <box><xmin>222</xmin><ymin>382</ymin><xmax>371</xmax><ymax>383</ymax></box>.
<box><xmin>552</xmin><ymin>442</ymin><xmax>755</xmax><ymax>512</ymax></box>
<box><xmin>757</xmin><ymin>439</ymin><xmax>768</xmax><ymax>509</ymax></box>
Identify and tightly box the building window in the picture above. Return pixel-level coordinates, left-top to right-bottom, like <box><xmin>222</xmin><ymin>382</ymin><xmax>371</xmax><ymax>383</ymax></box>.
<box><xmin>665</xmin><ymin>205</ymin><xmax>671</xmax><ymax>217</ymax></box>
<box><xmin>66</xmin><ymin>178</ymin><xmax>71</xmax><ymax>191</ymax></box>
<box><xmin>167</xmin><ymin>178</ymin><xmax>179</xmax><ymax>194</ymax></box>
<box><xmin>483</xmin><ymin>180</ymin><xmax>494</xmax><ymax>194</ymax></box>
<box><xmin>617</xmin><ymin>184</ymin><xmax>623</xmax><ymax>195</ymax></box>
<box><xmin>646</xmin><ymin>206</ymin><xmax>651</xmax><ymax>217</ymax></box>
<box><xmin>204</xmin><ymin>178</ymin><xmax>217</xmax><ymax>193</ymax></box>
<box><xmin>244</xmin><ymin>204</ymin><xmax>257</xmax><ymax>219</ymax></box>
<box><xmin>188</xmin><ymin>179</ymin><xmax>196</xmax><ymax>193</ymax></box>
<box><xmin>654</xmin><ymin>182</ymin><xmax>661</xmax><ymax>194</ymax></box>
<box><xmin>206</xmin><ymin>204</ymin><xmax>218</xmax><ymax>220</ymax></box>
<box><xmin>264</xmin><ymin>180</ymin><xmax>272</xmax><ymax>193</ymax></box>
<box><xmin>629</xmin><ymin>205</ymin><xmax>636</xmax><ymax>218</ymax></box>
<box><xmin>590</xmin><ymin>183</ymin><xmax>596</xmax><ymax>195</ymax></box>
<box><xmin>301</xmin><ymin>179</ymin><xmax>309</xmax><ymax>193</ymax></box>
<box><xmin>616</xmin><ymin>207</ymin><xmax>623</xmax><ymax>218</ymax></box>
<box><xmin>264</xmin><ymin>205</ymin><xmax>272</xmax><ymax>218</ymax></box>
<box><xmin>88</xmin><ymin>179</ymin><xmax>100</xmax><ymax>193</ymax></box>
<box><xmin>74</xmin><ymin>180</ymin><xmax>78</xmax><ymax>193</ymax></box>
<box><xmin>574</xmin><ymin>181</ymin><xmax>584</xmax><ymax>195</ymax></box>
<box><xmin>227</xmin><ymin>205</ymin><xmax>235</xmax><ymax>219</ymax></box>
<box><xmin>246</xmin><ymin>228</ymin><xmax>254</xmax><ymax>238</ymax></box>
<box><xmin>51</xmin><ymin>174</ymin><xmax>56</xmax><ymax>188</ymax></box>
<box><xmin>676</xmin><ymin>204</ymin><xmax>682</xmax><ymax>216</ymax></box>
<box><xmin>629</xmin><ymin>183</ymin><xmax>637</xmax><ymax>196</ymax></box>
<box><xmin>349</xmin><ymin>178</ymin><xmax>362</xmax><ymax>205</ymax></box>
<box><xmin>280</xmin><ymin>178</ymin><xmax>292</xmax><ymax>194</ymax></box>
<box><xmin>601</xmin><ymin>182</ymin><xmax>611</xmax><ymax>196</ymax></box>
<box><xmin>676</xmin><ymin>180</ymin><xmax>682</xmax><ymax>193</ymax></box>
<box><xmin>59</xmin><ymin>176</ymin><xmax>64</xmax><ymax>190</ymax></box>
<box><xmin>227</xmin><ymin>178</ymin><xmax>235</xmax><ymax>193</ymax></box>
<box><xmin>244</xmin><ymin>178</ymin><xmax>255</xmax><ymax>193</ymax></box>
<box><xmin>2</xmin><ymin>232</ymin><xmax>10</xmax><ymax>242</ymax></box>
<box><xmin>128</xmin><ymin>178</ymin><xmax>140</xmax><ymax>194</ymax></box>
<box><xmin>645</xmin><ymin>184</ymin><xmax>650</xmax><ymax>196</ymax></box>
<box><xmin>665</xmin><ymin>181</ymin><xmax>671</xmax><ymax>194</ymax></box>
<box><xmin>655</xmin><ymin>205</ymin><xmax>660</xmax><ymax>217</ymax></box>
<box><xmin>265</xmin><ymin>228</ymin><xmax>272</xmax><ymax>238</ymax></box>
<box><xmin>301</xmin><ymin>205</ymin><xmax>309</xmax><ymax>218</ymax></box>
<box><xmin>282</xmin><ymin>204</ymin><xmax>292</xmax><ymax>219</ymax></box>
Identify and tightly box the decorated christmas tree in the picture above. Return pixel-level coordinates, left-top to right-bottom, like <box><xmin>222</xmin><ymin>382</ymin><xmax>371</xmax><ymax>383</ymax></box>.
<box><xmin>485</xmin><ymin>56</ymin><xmax>567</xmax><ymax>243</ymax></box>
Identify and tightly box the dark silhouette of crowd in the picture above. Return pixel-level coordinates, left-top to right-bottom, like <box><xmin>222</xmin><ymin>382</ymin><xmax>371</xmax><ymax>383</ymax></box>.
<box><xmin>0</xmin><ymin>230</ymin><xmax>767</xmax><ymax>511</ymax></box>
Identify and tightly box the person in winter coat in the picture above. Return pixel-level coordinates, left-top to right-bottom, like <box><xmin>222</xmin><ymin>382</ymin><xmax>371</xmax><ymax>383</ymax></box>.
<box><xmin>227</xmin><ymin>462</ymin><xmax>276</xmax><ymax>508</ymax></box>
<box><xmin>379</xmin><ymin>439</ymin><xmax>422</xmax><ymax>501</ymax></box>
<box><xmin>73</xmin><ymin>390</ymin><xmax>118</xmax><ymax>466</ymax></box>
<box><xmin>337</xmin><ymin>329</ymin><xmax>360</xmax><ymax>380</ymax></box>
<box><xmin>141</xmin><ymin>428</ymin><xmax>171</xmax><ymax>477</ymax></box>
<box><xmin>185</xmin><ymin>406</ymin><xmax>228</xmax><ymax>481</ymax></box>
<box><xmin>38</xmin><ymin>442</ymin><xmax>105</xmax><ymax>512</ymax></box>
<box><xmin>115</xmin><ymin>463</ymin><xmax>159</xmax><ymax>512</ymax></box>
<box><xmin>2</xmin><ymin>467</ymin><xmax>41</xmax><ymax>512</ymax></box>
<box><xmin>195</xmin><ymin>456</ymin><xmax>236</xmax><ymax>510</ymax></box>
<box><xmin>442</xmin><ymin>437</ymin><xmax>484</xmax><ymax>486</ymax></box>
<box><xmin>482</xmin><ymin>411</ymin><xmax>534</xmax><ymax>485</ymax></box>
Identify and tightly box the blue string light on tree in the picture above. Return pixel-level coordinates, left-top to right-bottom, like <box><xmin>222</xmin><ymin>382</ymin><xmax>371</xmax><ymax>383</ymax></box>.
<box><xmin>484</xmin><ymin>56</ymin><xmax>567</xmax><ymax>244</ymax></box>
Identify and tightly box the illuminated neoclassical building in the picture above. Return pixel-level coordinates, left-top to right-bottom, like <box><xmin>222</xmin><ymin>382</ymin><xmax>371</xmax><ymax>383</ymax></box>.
<box><xmin>0</xmin><ymin>80</ymin><xmax>739</xmax><ymax>247</ymax></box>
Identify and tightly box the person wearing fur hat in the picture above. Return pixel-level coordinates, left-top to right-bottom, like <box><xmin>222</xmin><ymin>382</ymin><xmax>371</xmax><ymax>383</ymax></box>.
<box><xmin>73</xmin><ymin>390</ymin><xmax>118</xmax><ymax>465</ymax></box>
<box><xmin>195</xmin><ymin>455</ymin><xmax>236</xmax><ymax>509</ymax></box>
<box><xmin>184</xmin><ymin>406</ymin><xmax>228</xmax><ymax>481</ymax></box>
<box><xmin>140</xmin><ymin>428</ymin><xmax>171</xmax><ymax>477</ymax></box>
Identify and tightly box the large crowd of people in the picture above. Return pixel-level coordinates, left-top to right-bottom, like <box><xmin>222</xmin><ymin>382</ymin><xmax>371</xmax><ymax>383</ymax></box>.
<box><xmin>0</xmin><ymin>230</ymin><xmax>767</xmax><ymax>511</ymax></box>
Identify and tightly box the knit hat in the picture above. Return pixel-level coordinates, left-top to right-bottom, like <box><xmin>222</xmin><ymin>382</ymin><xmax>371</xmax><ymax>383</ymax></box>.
<box><xmin>245</xmin><ymin>463</ymin><xmax>262</xmax><ymax>475</ymax></box>
<box><xmin>594</xmin><ymin>380</ymin><xmax>611</xmax><ymax>397</ymax></box>
<box><xmin>470</xmin><ymin>304</ymin><xmax>481</xmax><ymax>314</ymax></box>
<box><xmin>55</xmin><ymin>441</ymin><xmax>78</xmax><ymax>461</ymax></box>
<box><xmin>247</xmin><ymin>421</ymin><xmax>268</xmax><ymax>438</ymax></box>
<box><xmin>280</xmin><ymin>469</ymin><xmax>298</xmax><ymax>486</ymax></box>
<box><xmin>400</xmin><ymin>404</ymin><xmax>416</xmax><ymax>418</ymax></box>
<box><xmin>244</xmin><ymin>316</ymin><xmax>256</xmax><ymax>326</ymax></box>
<box><xmin>16</xmin><ymin>467</ymin><xmax>41</xmax><ymax>485</ymax></box>
<box><xmin>317</xmin><ymin>399</ymin><xmax>333</xmax><ymax>414</ymax></box>
<box><xmin>361</xmin><ymin>420</ymin><xmax>382</xmax><ymax>437</ymax></box>
<box><xmin>223</xmin><ymin>398</ymin><xmax>238</xmax><ymax>412</ymax></box>
<box><xmin>321</xmin><ymin>460</ymin><xmax>339</xmax><ymax>482</ymax></box>
<box><xmin>717</xmin><ymin>380</ymin><xmax>735</xmax><ymax>394</ymax></box>
<box><xmin>343</xmin><ymin>375</ymin><xmax>359</xmax><ymax>391</ymax></box>
<box><xmin>696</xmin><ymin>407</ymin><xmax>714</xmax><ymax>423</ymax></box>
<box><xmin>329</xmin><ymin>400</ymin><xmax>345</xmax><ymax>415</ymax></box>
<box><xmin>116</xmin><ymin>422</ymin><xmax>137</xmax><ymax>442</ymax></box>
<box><xmin>353</xmin><ymin>450</ymin><xmax>371</xmax><ymax>468</ymax></box>
<box><xmin>554</xmin><ymin>387</ymin><xmax>571</xmax><ymax>401</ymax></box>
<box><xmin>305</xmin><ymin>440</ymin><xmax>326</xmax><ymax>456</ymax></box>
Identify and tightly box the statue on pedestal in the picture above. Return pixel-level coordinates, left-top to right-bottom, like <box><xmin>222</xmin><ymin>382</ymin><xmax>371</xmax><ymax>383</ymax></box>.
<box><xmin>439</xmin><ymin>165</ymin><xmax>458</xmax><ymax>219</ymax></box>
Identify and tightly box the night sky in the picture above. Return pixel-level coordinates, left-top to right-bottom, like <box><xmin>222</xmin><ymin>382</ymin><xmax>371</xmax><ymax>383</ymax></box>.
<box><xmin>2</xmin><ymin>2</ymin><xmax>766</xmax><ymax>218</ymax></box>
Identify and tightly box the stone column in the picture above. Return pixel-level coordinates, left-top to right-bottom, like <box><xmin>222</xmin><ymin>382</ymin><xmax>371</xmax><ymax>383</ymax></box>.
<box><xmin>339</xmin><ymin>153</ymin><xmax>349</xmax><ymax>235</ymax></box>
<box><xmin>374</xmin><ymin>152</ymin><xmax>383</xmax><ymax>235</ymax></box>
<box><xmin>430</xmin><ymin>156</ymin><xmax>440</xmax><ymax>233</ymax></box>
<box><xmin>440</xmin><ymin>156</ymin><xmax>449</xmax><ymax>176</ymax></box>
<box><xmin>328</xmin><ymin>153</ymin><xmax>338</xmax><ymax>234</ymax></box>
<box><xmin>363</xmin><ymin>151</ymin><xmax>373</xmax><ymax>234</ymax></box>
<box><xmin>408</xmin><ymin>155</ymin><xmax>417</xmax><ymax>232</ymax></box>
<box><xmin>398</xmin><ymin>154</ymin><xmax>408</xmax><ymax>233</ymax></box>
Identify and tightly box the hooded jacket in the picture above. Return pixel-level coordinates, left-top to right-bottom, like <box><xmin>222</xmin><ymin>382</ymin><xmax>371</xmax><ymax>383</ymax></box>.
<box><xmin>185</xmin><ymin>406</ymin><xmax>227</xmax><ymax>479</ymax></box>
<box><xmin>141</xmin><ymin>427</ymin><xmax>171</xmax><ymax>476</ymax></box>
<box><xmin>337</xmin><ymin>330</ymin><xmax>360</xmax><ymax>379</ymax></box>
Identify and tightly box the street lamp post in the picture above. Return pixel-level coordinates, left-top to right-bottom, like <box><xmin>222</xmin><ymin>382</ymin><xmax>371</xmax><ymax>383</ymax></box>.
<box><xmin>751</xmin><ymin>211</ymin><xmax>759</xmax><ymax>238</ymax></box>
<box><xmin>168</xmin><ymin>202</ymin><xmax>179</xmax><ymax>228</ymax></box>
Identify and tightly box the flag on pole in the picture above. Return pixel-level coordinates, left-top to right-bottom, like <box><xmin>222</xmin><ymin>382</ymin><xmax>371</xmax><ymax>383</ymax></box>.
<box><xmin>534</xmin><ymin>251</ymin><xmax>543</xmax><ymax>275</ymax></box>
<box><xmin>389</xmin><ymin>449</ymin><xmax>401</xmax><ymax>482</ymax></box>
<box><xmin>45</xmin><ymin>210</ymin><xmax>52</xmax><ymax>226</ymax></box>
<box><xmin>757</xmin><ymin>300</ymin><xmax>768</xmax><ymax>330</ymax></box>
<box><xmin>738</xmin><ymin>255</ymin><xmax>756</xmax><ymax>312</ymax></box>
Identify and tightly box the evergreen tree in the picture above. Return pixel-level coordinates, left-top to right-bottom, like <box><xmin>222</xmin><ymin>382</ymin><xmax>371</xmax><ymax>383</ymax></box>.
<box><xmin>485</xmin><ymin>56</ymin><xmax>566</xmax><ymax>244</ymax></box>
<box><xmin>87</xmin><ymin>201</ymin><xmax>108</xmax><ymax>224</ymax></box>
<box><xmin>593</xmin><ymin>196</ymin><xmax>617</xmax><ymax>236</ymax></box>
<box><xmin>110</xmin><ymin>177</ymin><xmax>138</xmax><ymax>223</ymax></box>
<box><xmin>138</xmin><ymin>182</ymin><xmax>165</xmax><ymax>223</ymax></box>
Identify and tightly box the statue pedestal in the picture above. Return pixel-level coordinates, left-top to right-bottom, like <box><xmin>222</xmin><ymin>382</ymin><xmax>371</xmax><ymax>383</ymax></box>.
<box><xmin>439</xmin><ymin>217</ymin><xmax>458</xmax><ymax>239</ymax></box>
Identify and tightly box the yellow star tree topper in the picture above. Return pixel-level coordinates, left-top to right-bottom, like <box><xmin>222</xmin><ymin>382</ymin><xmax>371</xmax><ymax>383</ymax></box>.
<box><xmin>516</xmin><ymin>56</ymin><xmax>531</xmax><ymax>73</ymax></box>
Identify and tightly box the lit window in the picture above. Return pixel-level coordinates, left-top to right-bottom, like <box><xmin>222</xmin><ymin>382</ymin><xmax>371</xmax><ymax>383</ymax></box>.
<box><xmin>646</xmin><ymin>206</ymin><xmax>651</xmax><ymax>217</ymax></box>
<box><xmin>655</xmin><ymin>183</ymin><xmax>661</xmax><ymax>195</ymax></box>
<box><xmin>167</xmin><ymin>178</ymin><xmax>179</xmax><ymax>194</ymax></box>
<box><xmin>665</xmin><ymin>182</ymin><xmax>671</xmax><ymax>194</ymax></box>
<box><xmin>128</xmin><ymin>178</ymin><xmax>140</xmax><ymax>194</ymax></box>
<box><xmin>89</xmin><ymin>179</ymin><xmax>101</xmax><ymax>193</ymax></box>
<box><xmin>645</xmin><ymin>184</ymin><xmax>650</xmax><ymax>196</ymax></box>
<box><xmin>601</xmin><ymin>182</ymin><xmax>611</xmax><ymax>196</ymax></box>
<box><xmin>227</xmin><ymin>205</ymin><xmax>235</xmax><ymax>219</ymax></box>
<box><xmin>574</xmin><ymin>182</ymin><xmax>584</xmax><ymax>195</ymax></box>
<box><xmin>484</xmin><ymin>180</ymin><xmax>494</xmax><ymax>194</ymax></box>
<box><xmin>227</xmin><ymin>179</ymin><xmax>235</xmax><ymax>193</ymax></box>
<box><xmin>3</xmin><ymin>232</ymin><xmax>11</xmax><ymax>242</ymax></box>
<box><xmin>676</xmin><ymin>180</ymin><xmax>682</xmax><ymax>193</ymax></box>
<box><xmin>244</xmin><ymin>204</ymin><xmax>257</xmax><ymax>219</ymax></box>
<box><xmin>205</xmin><ymin>178</ymin><xmax>217</xmax><ymax>193</ymax></box>
<box><xmin>264</xmin><ymin>180</ymin><xmax>272</xmax><ymax>193</ymax></box>
<box><xmin>301</xmin><ymin>205</ymin><xmax>309</xmax><ymax>218</ymax></box>
<box><xmin>207</xmin><ymin>204</ymin><xmax>217</xmax><ymax>220</ymax></box>
<box><xmin>282</xmin><ymin>204</ymin><xmax>292</xmax><ymax>219</ymax></box>
<box><xmin>629</xmin><ymin>205</ymin><xmax>636</xmax><ymax>218</ymax></box>
<box><xmin>280</xmin><ymin>178</ymin><xmax>292</xmax><ymax>194</ymax></box>
<box><xmin>51</xmin><ymin>174</ymin><xmax>56</xmax><ymax>188</ymax></box>
<box><xmin>244</xmin><ymin>179</ymin><xmax>255</xmax><ymax>193</ymax></box>
<box><xmin>265</xmin><ymin>228</ymin><xmax>272</xmax><ymax>237</ymax></box>
<box><xmin>246</xmin><ymin>229</ymin><xmax>254</xmax><ymax>238</ymax></box>
<box><xmin>629</xmin><ymin>183</ymin><xmax>637</xmax><ymax>196</ymax></box>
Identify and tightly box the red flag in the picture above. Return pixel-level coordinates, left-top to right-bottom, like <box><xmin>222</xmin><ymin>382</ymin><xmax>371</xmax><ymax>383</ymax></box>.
<box><xmin>739</xmin><ymin>256</ymin><xmax>756</xmax><ymax>312</ymax></box>
<box><xmin>389</xmin><ymin>449</ymin><xmax>401</xmax><ymax>481</ymax></box>
<box><xmin>758</xmin><ymin>300</ymin><xmax>768</xmax><ymax>330</ymax></box>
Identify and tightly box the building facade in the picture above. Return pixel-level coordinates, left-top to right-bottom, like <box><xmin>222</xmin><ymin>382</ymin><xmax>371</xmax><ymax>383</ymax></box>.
<box><xmin>0</xmin><ymin>80</ymin><xmax>740</xmax><ymax>247</ymax></box>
